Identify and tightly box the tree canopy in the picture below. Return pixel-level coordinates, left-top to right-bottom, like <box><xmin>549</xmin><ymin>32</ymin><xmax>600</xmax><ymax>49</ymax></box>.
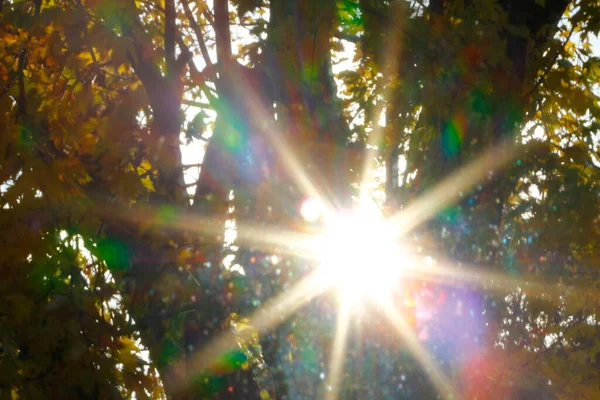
<box><xmin>1</xmin><ymin>0</ymin><xmax>599</xmax><ymax>399</ymax></box>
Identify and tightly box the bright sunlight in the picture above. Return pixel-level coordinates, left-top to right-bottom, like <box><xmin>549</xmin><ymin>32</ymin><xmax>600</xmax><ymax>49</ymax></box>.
<box><xmin>315</xmin><ymin>198</ymin><xmax>407</xmax><ymax>303</ymax></box>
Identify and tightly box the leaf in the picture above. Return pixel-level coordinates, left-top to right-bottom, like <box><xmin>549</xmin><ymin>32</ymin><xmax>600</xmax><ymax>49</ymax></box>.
<box><xmin>564</xmin><ymin>143</ymin><xmax>589</xmax><ymax>166</ymax></box>
<box><xmin>140</xmin><ymin>175</ymin><xmax>155</xmax><ymax>192</ymax></box>
<box><xmin>118</xmin><ymin>337</ymin><xmax>141</xmax><ymax>370</ymax></box>
<box><xmin>232</xmin><ymin>0</ymin><xmax>263</xmax><ymax>19</ymax></box>
<box><xmin>185</xmin><ymin>111</ymin><xmax>208</xmax><ymax>143</ymax></box>
<box><xmin>583</xmin><ymin>57</ymin><xmax>600</xmax><ymax>82</ymax></box>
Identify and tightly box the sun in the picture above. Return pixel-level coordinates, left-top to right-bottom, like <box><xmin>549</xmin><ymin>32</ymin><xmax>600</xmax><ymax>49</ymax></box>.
<box><xmin>315</xmin><ymin>199</ymin><xmax>407</xmax><ymax>303</ymax></box>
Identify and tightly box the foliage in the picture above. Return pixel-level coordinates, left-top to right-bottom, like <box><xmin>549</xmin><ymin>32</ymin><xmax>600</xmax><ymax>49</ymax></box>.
<box><xmin>0</xmin><ymin>0</ymin><xmax>599</xmax><ymax>399</ymax></box>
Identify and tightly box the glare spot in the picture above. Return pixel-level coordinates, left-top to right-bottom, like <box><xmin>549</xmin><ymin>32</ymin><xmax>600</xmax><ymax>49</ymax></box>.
<box><xmin>300</xmin><ymin>197</ymin><xmax>324</xmax><ymax>222</ymax></box>
<box><xmin>317</xmin><ymin>199</ymin><xmax>408</xmax><ymax>303</ymax></box>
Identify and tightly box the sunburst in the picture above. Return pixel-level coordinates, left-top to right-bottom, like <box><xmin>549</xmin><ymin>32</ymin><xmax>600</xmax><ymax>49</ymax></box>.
<box><xmin>314</xmin><ymin>197</ymin><xmax>406</xmax><ymax>304</ymax></box>
<box><xmin>159</xmin><ymin>136</ymin><xmax>577</xmax><ymax>400</ymax></box>
<box><xmin>158</xmin><ymin>11</ymin><xmax>550</xmax><ymax>397</ymax></box>
<box><xmin>160</xmin><ymin>127</ymin><xmax>538</xmax><ymax>400</ymax></box>
<box><xmin>119</xmin><ymin>131</ymin><xmax>543</xmax><ymax>400</ymax></box>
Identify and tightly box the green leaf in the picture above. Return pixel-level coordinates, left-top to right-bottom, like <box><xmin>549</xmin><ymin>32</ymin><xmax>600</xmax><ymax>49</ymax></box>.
<box><xmin>584</xmin><ymin>57</ymin><xmax>600</xmax><ymax>81</ymax></box>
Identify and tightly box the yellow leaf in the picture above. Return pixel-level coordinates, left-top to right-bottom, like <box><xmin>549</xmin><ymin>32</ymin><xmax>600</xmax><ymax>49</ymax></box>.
<box><xmin>139</xmin><ymin>159</ymin><xmax>152</xmax><ymax>173</ymax></box>
<box><xmin>141</xmin><ymin>175</ymin><xmax>155</xmax><ymax>192</ymax></box>
<box><xmin>118</xmin><ymin>337</ymin><xmax>140</xmax><ymax>370</ymax></box>
<box><xmin>177</xmin><ymin>248</ymin><xmax>192</xmax><ymax>264</ymax></box>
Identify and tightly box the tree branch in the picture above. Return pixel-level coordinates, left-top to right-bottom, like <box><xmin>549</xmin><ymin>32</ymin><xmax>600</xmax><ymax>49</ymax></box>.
<box><xmin>164</xmin><ymin>0</ymin><xmax>176</xmax><ymax>77</ymax></box>
<box><xmin>523</xmin><ymin>23</ymin><xmax>576</xmax><ymax>102</ymax></box>
<box><xmin>181</xmin><ymin>0</ymin><xmax>213</xmax><ymax>66</ymax></box>
<box><xmin>176</xmin><ymin>36</ymin><xmax>220</xmax><ymax>110</ymax></box>
<box><xmin>214</xmin><ymin>0</ymin><xmax>232</xmax><ymax>65</ymax></box>
<box><xmin>16</xmin><ymin>49</ymin><xmax>27</xmax><ymax>121</ymax></box>
<box><xmin>181</xmin><ymin>99</ymin><xmax>212</xmax><ymax>109</ymax></box>
<box><xmin>203</xmin><ymin>7</ymin><xmax>215</xmax><ymax>28</ymax></box>
<box><xmin>120</xmin><ymin>2</ymin><xmax>164</xmax><ymax>91</ymax></box>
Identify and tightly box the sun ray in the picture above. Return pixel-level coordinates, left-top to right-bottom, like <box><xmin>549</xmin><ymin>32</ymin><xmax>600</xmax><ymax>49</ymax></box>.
<box><xmin>323</xmin><ymin>301</ymin><xmax>352</xmax><ymax>400</ymax></box>
<box><xmin>249</xmin><ymin>270</ymin><xmax>332</xmax><ymax>333</ymax></box>
<box><xmin>260</xmin><ymin>121</ymin><xmax>334</xmax><ymax>211</ymax></box>
<box><xmin>228</xmin><ymin>69</ymin><xmax>337</xmax><ymax>214</ymax></box>
<box><xmin>95</xmin><ymin>203</ymin><xmax>322</xmax><ymax>261</ymax></box>
<box><xmin>388</xmin><ymin>139</ymin><xmax>529</xmax><ymax>238</ymax></box>
<box><xmin>403</xmin><ymin>255</ymin><xmax>580</xmax><ymax>307</ymax></box>
<box><xmin>379</xmin><ymin>300</ymin><xmax>458</xmax><ymax>400</ymax></box>
<box><xmin>169</xmin><ymin>270</ymin><xmax>331</xmax><ymax>392</ymax></box>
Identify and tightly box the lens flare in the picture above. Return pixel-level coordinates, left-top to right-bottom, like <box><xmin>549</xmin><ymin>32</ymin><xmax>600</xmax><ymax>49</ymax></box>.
<box><xmin>316</xmin><ymin>200</ymin><xmax>406</xmax><ymax>303</ymax></box>
<box><xmin>300</xmin><ymin>197</ymin><xmax>324</xmax><ymax>222</ymax></box>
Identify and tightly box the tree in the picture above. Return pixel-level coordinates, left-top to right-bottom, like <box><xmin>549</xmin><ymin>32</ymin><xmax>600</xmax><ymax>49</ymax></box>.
<box><xmin>1</xmin><ymin>0</ymin><xmax>599</xmax><ymax>399</ymax></box>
